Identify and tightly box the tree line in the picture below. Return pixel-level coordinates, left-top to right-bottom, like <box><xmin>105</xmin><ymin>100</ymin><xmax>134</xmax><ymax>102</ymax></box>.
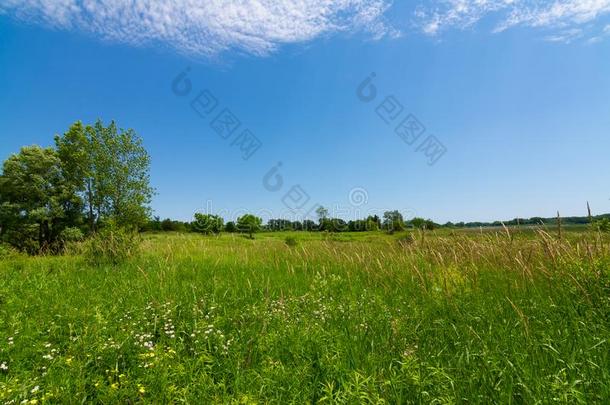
<box><xmin>0</xmin><ymin>120</ymin><xmax>153</xmax><ymax>253</ymax></box>
<box><xmin>144</xmin><ymin>209</ymin><xmax>438</xmax><ymax>237</ymax></box>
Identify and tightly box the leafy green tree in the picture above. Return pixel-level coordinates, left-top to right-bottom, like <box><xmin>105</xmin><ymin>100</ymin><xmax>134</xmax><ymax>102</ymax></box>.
<box><xmin>383</xmin><ymin>211</ymin><xmax>405</xmax><ymax>233</ymax></box>
<box><xmin>0</xmin><ymin>146</ymin><xmax>81</xmax><ymax>253</ymax></box>
<box><xmin>410</xmin><ymin>217</ymin><xmax>426</xmax><ymax>230</ymax></box>
<box><xmin>316</xmin><ymin>206</ymin><xmax>329</xmax><ymax>226</ymax></box>
<box><xmin>224</xmin><ymin>221</ymin><xmax>237</xmax><ymax>233</ymax></box>
<box><xmin>303</xmin><ymin>220</ymin><xmax>317</xmax><ymax>231</ymax></box>
<box><xmin>366</xmin><ymin>217</ymin><xmax>380</xmax><ymax>231</ymax></box>
<box><xmin>191</xmin><ymin>214</ymin><xmax>224</xmax><ymax>235</ymax></box>
<box><xmin>55</xmin><ymin>120</ymin><xmax>153</xmax><ymax>231</ymax></box>
<box><xmin>237</xmin><ymin>214</ymin><xmax>262</xmax><ymax>239</ymax></box>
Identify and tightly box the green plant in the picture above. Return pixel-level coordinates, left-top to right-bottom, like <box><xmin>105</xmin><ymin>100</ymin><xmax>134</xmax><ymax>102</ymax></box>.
<box><xmin>81</xmin><ymin>224</ymin><xmax>141</xmax><ymax>265</ymax></box>
<box><xmin>236</xmin><ymin>214</ymin><xmax>262</xmax><ymax>239</ymax></box>
<box><xmin>0</xmin><ymin>243</ymin><xmax>18</xmax><ymax>260</ymax></box>
<box><xmin>284</xmin><ymin>236</ymin><xmax>298</xmax><ymax>247</ymax></box>
<box><xmin>60</xmin><ymin>227</ymin><xmax>85</xmax><ymax>243</ymax></box>
<box><xmin>191</xmin><ymin>213</ymin><xmax>224</xmax><ymax>235</ymax></box>
<box><xmin>592</xmin><ymin>218</ymin><xmax>610</xmax><ymax>233</ymax></box>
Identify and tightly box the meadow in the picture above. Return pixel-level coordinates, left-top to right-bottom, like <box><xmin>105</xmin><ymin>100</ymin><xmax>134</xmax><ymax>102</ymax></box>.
<box><xmin>1</xmin><ymin>228</ymin><xmax>609</xmax><ymax>403</ymax></box>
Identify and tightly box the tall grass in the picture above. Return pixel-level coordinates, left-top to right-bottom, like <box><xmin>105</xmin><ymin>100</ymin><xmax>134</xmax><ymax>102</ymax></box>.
<box><xmin>0</xmin><ymin>229</ymin><xmax>609</xmax><ymax>403</ymax></box>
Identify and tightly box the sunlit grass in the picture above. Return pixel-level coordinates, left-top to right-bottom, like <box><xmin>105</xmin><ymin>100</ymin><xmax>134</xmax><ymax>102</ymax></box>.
<box><xmin>1</xmin><ymin>229</ymin><xmax>609</xmax><ymax>403</ymax></box>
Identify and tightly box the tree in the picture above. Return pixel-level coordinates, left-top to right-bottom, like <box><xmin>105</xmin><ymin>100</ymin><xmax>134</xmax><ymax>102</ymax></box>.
<box><xmin>0</xmin><ymin>146</ymin><xmax>81</xmax><ymax>253</ymax></box>
<box><xmin>383</xmin><ymin>211</ymin><xmax>405</xmax><ymax>233</ymax></box>
<box><xmin>55</xmin><ymin>120</ymin><xmax>154</xmax><ymax>231</ymax></box>
<box><xmin>191</xmin><ymin>213</ymin><xmax>224</xmax><ymax>235</ymax></box>
<box><xmin>237</xmin><ymin>214</ymin><xmax>262</xmax><ymax>239</ymax></box>
<box><xmin>316</xmin><ymin>206</ymin><xmax>329</xmax><ymax>226</ymax></box>
<box><xmin>224</xmin><ymin>221</ymin><xmax>237</xmax><ymax>233</ymax></box>
<box><xmin>410</xmin><ymin>217</ymin><xmax>426</xmax><ymax>230</ymax></box>
<box><xmin>366</xmin><ymin>217</ymin><xmax>380</xmax><ymax>231</ymax></box>
<box><xmin>303</xmin><ymin>220</ymin><xmax>317</xmax><ymax>231</ymax></box>
<box><xmin>54</xmin><ymin>121</ymin><xmax>91</xmax><ymax>229</ymax></box>
<box><xmin>150</xmin><ymin>216</ymin><xmax>162</xmax><ymax>232</ymax></box>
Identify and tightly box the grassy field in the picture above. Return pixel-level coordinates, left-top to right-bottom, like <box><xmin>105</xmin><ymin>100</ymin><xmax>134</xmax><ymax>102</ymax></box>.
<box><xmin>1</xmin><ymin>229</ymin><xmax>609</xmax><ymax>403</ymax></box>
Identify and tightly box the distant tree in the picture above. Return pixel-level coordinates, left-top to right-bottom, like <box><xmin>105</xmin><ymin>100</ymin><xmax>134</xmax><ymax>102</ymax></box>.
<box><xmin>157</xmin><ymin>218</ymin><xmax>186</xmax><ymax>232</ymax></box>
<box><xmin>161</xmin><ymin>218</ymin><xmax>175</xmax><ymax>232</ymax></box>
<box><xmin>191</xmin><ymin>213</ymin><xmax>224</xmax><ymax>235</ymax></box>
<box><xmin>237</xmin><ymin>214</ymin><xmax>262</xmax><ymax>239</ymax></box>
<box><xmin>303</xmin><ymin>220</ymin><xmax>317</xmax><ymax>231</ymax></box>
<box><xmin>292</xmin><ymin>221</ymin><xmax>303</xmax><ymax>231</ymax></box>
<box><xmin>593</xmin><ymin>218</ymin><xmax>610</xmax><ymax>233</ymax></box>
<box><xmin>349</xmin><ymin>219</ymin><xmax>369</xmax><ymax>232</ymax></box>
<box><xmin>366</xmin><ymin>217</ymin><xmax>380</xmax><ymax>231</ymax></box>
<box><xmin>268</xmin><ymin>219</ymin><xmax>293</xmax><ymax>231</ymax></box>
<box><xmin>0</xmin><ymin>146</ymin><xmax>81</xmax><ymax>253</ymax></box>
<box><xmin>383</xmin><ymin>211</ymin><xmax>405</xmax><ymax>233</ymax></box>
<box><xmin>410</xmin><ymin>217</ymin><xmax>426</xmax><ymax>230</ymax></box>
<box><xmin>316</xmin><ymin>206</ymin><xmax>329</xmax><ymax>225</ymax></box>
<box><xmin>150</xmin><ymin>216</ymin><xmax>162</xmax><ymax>231</ymax></box>
<box><xmin>225</xmin><ymin>221</ymin><xmax>237</xmax><ymax>233</ymax></box>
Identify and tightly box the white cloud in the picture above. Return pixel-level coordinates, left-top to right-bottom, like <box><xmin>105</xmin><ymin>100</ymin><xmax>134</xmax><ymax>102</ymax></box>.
<box><xmin>0</xmin><ymin>0</ymin><xmax>397</xmax><ymax>56</ymax></box>
<box><xmin>417</xmin><ymin>0</ymin><xmax>610</xmax><ymax>41</ymax></box>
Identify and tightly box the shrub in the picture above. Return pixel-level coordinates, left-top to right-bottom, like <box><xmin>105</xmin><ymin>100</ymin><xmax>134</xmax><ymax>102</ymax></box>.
<box><xmin>60</xmin><ymin>227</ymin><xmax>84</xmax><ymax>243</ymax></box>
<box><xmin>0</xmin><ymin>244</ymin><xmax>19</xmax><ymax>260</ymax></box>
<box><xmin>593</xmin><ymin>218</ymin><xmax>610</xmax><ymax>233</ymax></box>
<box><xmin>284</xmin><ymin>236</ymin><xmax>298</xmax><ymax>247</ymax></box>
<box><xmin>82</xmin><ymin>225</ymin><xmax>141</xmax><ymax>265</ymax></box>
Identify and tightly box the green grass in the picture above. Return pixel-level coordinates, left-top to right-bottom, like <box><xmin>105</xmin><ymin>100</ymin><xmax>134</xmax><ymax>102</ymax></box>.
<box><xmin>1</xmin><ymin>230</ymin><xmax>610</xmax><ymax>403</ymax></box>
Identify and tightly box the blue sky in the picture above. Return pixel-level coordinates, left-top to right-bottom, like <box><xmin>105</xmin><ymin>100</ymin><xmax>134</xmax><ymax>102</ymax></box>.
<box><xmin>1</xmin><ymin>1</ymin><xmax>610</xmax><ymax>223</ymax></box>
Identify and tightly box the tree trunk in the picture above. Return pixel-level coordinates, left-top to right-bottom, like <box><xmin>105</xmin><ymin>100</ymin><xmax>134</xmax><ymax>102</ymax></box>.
<box><xmin>87</xmin><ymin>179</ymin><xmax>95</xmax><ymax>233</ymax></box>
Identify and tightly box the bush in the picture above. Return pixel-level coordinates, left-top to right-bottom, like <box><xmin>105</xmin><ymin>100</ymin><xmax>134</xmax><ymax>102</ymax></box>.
<box><xmin>284</xmin><ymin>236</ymin><xmax>299</xmax><ymax>247</ymax></box>
<box><xmin>60</xmin><ymin>227</ymin><xmax>84</xmax><ymax>243</ymax></box>
<box><xmin>593</xmin><ymin>218</ymin><xmax>610</xmax><ymax>233</ymax></box>
<box><xmin>0</xmin><ymin>244</ymin><xmax>19</xmax><ymax>260</ymax></box>
<box><xmin>82</xmin><ymin>225</ymin><xmax>141</xmax><ymax>265</ymax></box>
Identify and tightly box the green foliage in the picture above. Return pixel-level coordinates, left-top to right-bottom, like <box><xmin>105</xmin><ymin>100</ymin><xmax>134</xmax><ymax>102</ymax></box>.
<box><xmin>284</xmin><ymin>236</ymin><xmax>298</xmax><ymax>247</ymax></box>
<box><xmin>592</xmin><ymin>218</ymin><xmax>610</xmax><ymax>233</ymax></box>
<box><xmin>0</xmin><ymin>120</ymin><xmax>154</xmax><ymax>255</ymax></box>
<box><xmin>0</xmin><ymin>243</ymin><xmax>19</xmax><ymax>260</ymax></box>
<box><xmin>411</xmin><ymin>217</ymin><xmax>437</xmax><ymax>231</ymax></box>
<box><xmin>81</xmin><ymin>224</ymin><xmax>141</xmax><ymax>265</ymax></box>
<box><xmin>236</xmin><ymin>214</ymin><xmax>262</xmax><ymax>238</ymax></box>
<box><xmin>59</xmin><ymin>227</ymin><xmax>85</xmax><ymax>243</ymax></box>
<box><xmin>224</xmin><ymin>221</ymin><xmax>237</xmax><ymax>233</ymax></box>
<box><xmin>0</xmin><ymin>146</ymin><xmax>81</xmax><ymax>253</ymax></box>
<box><xmin>55</xmin><ymin>120</ymin><xmax>154</xmax><ymax>232</ymax></box>
<box><xmin>383</xmin><ymin>210</ymin><xmax>405</xmax><ymax>233</ymax></box>
<box><xmin>191</xmin><ymin>214</ymin><xmax>224</xmax><ymax>235</ymax></box>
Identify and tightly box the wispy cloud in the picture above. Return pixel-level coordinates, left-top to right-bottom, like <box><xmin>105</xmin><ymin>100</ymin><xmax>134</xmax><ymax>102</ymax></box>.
<box><xmin>0</xmin><ymin>0</ymin><xmax>397</xmax><ymax>56</ymax></box>
<box><xmin>417</xmin><ymin>0</ymin><xmax>610</xmax><ymax>42</ymax></box>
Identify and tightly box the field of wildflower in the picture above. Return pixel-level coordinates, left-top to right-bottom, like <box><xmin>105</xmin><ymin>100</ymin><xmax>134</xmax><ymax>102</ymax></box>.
<box><xmin>1</xmin><ymin>229</ymin><xmax>609</xmax><ymax>403</ymax></box>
